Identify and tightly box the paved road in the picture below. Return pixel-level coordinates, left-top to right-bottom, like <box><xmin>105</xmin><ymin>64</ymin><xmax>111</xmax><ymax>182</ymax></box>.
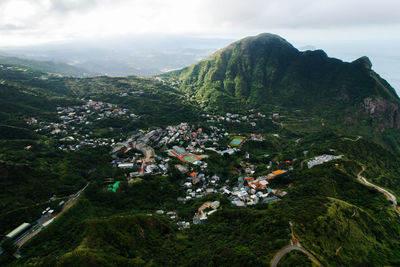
<box><xmin>270</xmin><ymin>245</ymin><xmax>323</xmax><ymax>267</ymax></box>
<box><xmin>357</xmin><ymin>167</ymin><xmax>400</xmax><ymax>216</ymax></box>
<box><xmin>344</xmin><ymin>136</ymin><xmax>362</xmax><ymax>142</ymax></box>
<box><xmin>15</xmin><ymin>182</ymin><xmax>90</xmax><ymax>248</ymax></box>
<box><xmin>3</xmin><ymin>195</ymin><xmax>70</xmax><ymax>216</ymax></box>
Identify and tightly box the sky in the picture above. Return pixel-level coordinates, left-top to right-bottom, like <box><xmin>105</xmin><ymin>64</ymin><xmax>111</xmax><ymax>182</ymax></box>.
<box><xmin>1</xmin><ymin>0</ymin><xmax>400</xmax><ymax>45</ymax></box>
<box><xmin>0</xmin><ymin>0</ymin><xmax>399</xmax><ymax>89</ymax></box>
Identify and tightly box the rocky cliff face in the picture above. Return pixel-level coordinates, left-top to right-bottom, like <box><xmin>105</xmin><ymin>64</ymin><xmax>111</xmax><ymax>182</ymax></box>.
<box><xmin>363</xmin><ymin>97</ymin><xmax>400</xmax><ymax>128</ymax></box>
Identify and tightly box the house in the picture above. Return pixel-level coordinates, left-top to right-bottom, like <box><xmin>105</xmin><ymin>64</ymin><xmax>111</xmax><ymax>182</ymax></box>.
<box><xmin>175</xmin><ymin>164</ymin><xmax>188</xmax><ymax>173</ymax></box>
<box><xmin>191</xmin><ymin>172</ymin><xmax>200</xmax><ymax>185</ymax></box>
<box><xmin>118</xmin><ymin>163</ymin><xmax>134</xmax><ymax>169</ymax></box>
<box><xmin>267</xmin><ymin>170</ymin><xmax>287</xmax><ymax>179</ymax></box>
<box><xmin>183</xmin><ymin>182</ymin><xmax>192</xmax><ymax>188</ymax></box>
<box><xmin>211</xmin><ymin>201</ymin><xmax>220</xmax><ymax>209</ymax></box>
<box><xmin>205</xmin><ymin>188</ymin><xmax>215</xmax><ymax>194</ymax></box>
<box><xmin>193</xmin><ymin>215</ymin><xmax>208</xmax><ymax>224</ymax></box>
<box><xmin>231</xmin><ymin>200</ymin><xmax>245</xmax><ymax>207</ymax></box>
<box><xmin>244</xmin><ymin>177</ymin><xmax>254</xmax><ymax>182</ymax></box>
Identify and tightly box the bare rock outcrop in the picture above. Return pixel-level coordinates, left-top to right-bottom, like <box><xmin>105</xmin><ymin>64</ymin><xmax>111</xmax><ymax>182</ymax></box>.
<box><xmin>363</xmin><ymin>97</ymin><xmax>400</xmax><ymax>128</ymax></box>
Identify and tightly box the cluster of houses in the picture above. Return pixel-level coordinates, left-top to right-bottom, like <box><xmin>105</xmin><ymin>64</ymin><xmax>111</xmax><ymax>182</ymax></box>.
<box><xmin>119</xmin><ymin>89</ymin><xmax>144</xmax><ymax>97</ymax></box>
<box><xmin>26</xmin><ymin>100</ymin><xmax>139</xmax><ymax>151</ymax></box>
<box><xmin>180</xmin><ymin>173</ymin><xmax>222</xmax><ymax>200</ymax></box>
<box><xmin>54</xmin><ymin>99</ymin><xmax>136</xmax><ymax>127</ymax></box>
<box><xmin>22</xmin><ymin>99</ymin><xmax>344</xmax><ymax>229</ymax></box>
<box><xmin>111</xmin><ymin>122</ymin><xmax>235</xmax><ymax>177</ymax></box>
<box><xmin>307</xmin><ymin>154</ymin><xmax>343</xmax><ymax>168</ymax></box>
<box><xmin>108</xmin><ymin>121</ymin><xmax>295</xmax><ymax>228</ymax></box>
<box><xmin>0</xmin><ymin>64</ymin><xmax>27</xmax><ymax>72</ymax></box>
<box><xmin>225</xmin><ymin>171</ymin><xmax>287</xmax><ymax>207</ymax></box>
<box><xmin>202</xmin><ymin>111</ymin><xmax>267</xmax><ymax>127</ymax></box>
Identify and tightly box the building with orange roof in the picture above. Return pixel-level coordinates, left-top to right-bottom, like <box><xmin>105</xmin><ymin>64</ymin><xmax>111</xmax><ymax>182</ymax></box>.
<box><xmin>267</xmin><ymin>170</ymin><xmax>287</xmax><ymax>179</ymax></box>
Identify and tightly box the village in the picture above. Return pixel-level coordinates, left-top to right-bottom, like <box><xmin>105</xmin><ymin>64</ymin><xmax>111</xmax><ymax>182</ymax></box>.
<box><xmin>20</xmin><ymin>103</ymin><xmax>345</xmax><ymax>232</ymax></box>
<box><xmin>107</xmin><ymin>122</ymin><xmax>294</xmax><ymax>229</ymax></box>
<box><xmin>26</xmin><ymin>99</ymin><xmax>139</xmax><ymax>151</ymax></box>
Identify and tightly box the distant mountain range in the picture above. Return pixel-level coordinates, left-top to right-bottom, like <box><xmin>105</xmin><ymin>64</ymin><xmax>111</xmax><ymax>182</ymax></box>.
<box><xmin>0</xmin><ymin>36</ymin><xmax>234</xmax><ymax>77</ymax></box>
<box><xmin>0</xmin><ymin>55</ymin><xmax>92</xmax><ymax>77</ymax></box>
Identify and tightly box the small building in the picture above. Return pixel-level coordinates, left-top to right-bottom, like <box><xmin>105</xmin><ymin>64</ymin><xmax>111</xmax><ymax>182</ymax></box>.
<box><xmin>231</xmin><ymin>200</ymin><xmax>246</xmax><ymax>207</ymax></box>
<box><xmin>6</xmin><ymin>223</ymin><xmax>31</xmax><ymax>239</ymax></box>
<box><xmin>118</xmin><ymin>163</ymin><xmax>134</xmax><ymax>169</ymax></box>
<box><xmin>267</xmin><ymin>170</ymin><xmax>287</xmax><ymax>179</ymax></box>
<box><xmin>211</xmin><ymin>201</ymin><xmax>220</xmax><ymax>209</ymax></box>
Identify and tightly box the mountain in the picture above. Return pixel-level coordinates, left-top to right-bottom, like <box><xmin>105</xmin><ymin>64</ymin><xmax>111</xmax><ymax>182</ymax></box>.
<box><xmin>165</xmin><ymin>34</ymin><xmax>398</xmax><ymax>125</ymax></box>
<box><xmin>0</xmin><ymin>55</ymin><xmax>93</xmax><ymax>77</ymax></box>
<box><xmin>163</xmin><ymin>33</ymin><xmax>400</xmax><ymax>151</ymax></box>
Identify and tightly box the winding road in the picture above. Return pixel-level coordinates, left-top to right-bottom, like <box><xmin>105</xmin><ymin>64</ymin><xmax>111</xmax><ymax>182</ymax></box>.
<box><xmin>344</xmin><ymin>136</ymin><xmax>362</xmax><ymax>142</ymax></box>
<box><xmin>271</xmin><ymin>162</ymin><xmax>399</xmax><ymax>266</ymax></box>
<box><xmin>271</xmin><ymin>245</ymin><xmax>323</xmax><ymax>267</ymax></box>
<box><xmin>357</xmin><ymin>167</ymin><xmax>400</xmax><ymax>217</ymax></box>
<box><xmin>271</xmin><ymin>222</ymin><xmax>323</xmax><ymax>267</ymax></box>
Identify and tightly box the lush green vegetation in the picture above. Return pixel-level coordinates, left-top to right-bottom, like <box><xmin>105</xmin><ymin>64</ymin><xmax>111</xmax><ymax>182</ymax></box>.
<box><xmin>163</xmin><ymin>33</ymin><xmax>400</xmax><ymax>154</ymax></box>
<box><xmin>2</xmin><ymin>38</ymin><xmax>400</xmax><ymax>266</ymax></box>
<box><xmin>0</xmin><ymin>127</ymin><xmax>398</xmax><ymax>266</ymax></box>
<box><xmin>5</xmin><ymin>151</ymin><xmax>400</xmax><ymax>266</ymax></box>
<box><xmin>278</xmin><ymin>251</ymin><xmax>313</xmax><ymax>267</ymax></box>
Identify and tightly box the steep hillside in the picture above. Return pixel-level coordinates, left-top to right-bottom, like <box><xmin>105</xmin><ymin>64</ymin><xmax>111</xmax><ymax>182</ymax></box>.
<box><xmin>55</xmin><ymin>215</ymin><xmax>176</xmax><ymax>267</ymax></box>
<box><xmin>17</xmin><ymin>211</ymin><xmax>178</xmax><ymax>267</ymax></box>
<box><xmin>165</xmin><ymin>33</ymin><xmax>400</xmax><ymax>130</ymax></box>
<box><xmin>162</xmin><ymin>33</ymin><xmax>400</xmax><ymax>152</ymax></box>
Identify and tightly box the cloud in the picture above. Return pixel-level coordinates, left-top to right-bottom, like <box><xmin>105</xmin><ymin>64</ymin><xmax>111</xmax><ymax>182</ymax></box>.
<box><xmin>0</xmin><ymin>0</ymin><xmax>400</xmax><ymax>46</ymax></box>
<box><xmin>48</xmin><ymin>0</ymin><xmax>99</xmax><ymax>14</ymax></box>
<box><xmin>0</xmin><ymin>24</ymin><xmax>25</xmax><ymax>31</ymax></box>
<box><xmin>198</xmin><ymin>0</ymin><xmax>400</xmax><ymax>30</ymax></box>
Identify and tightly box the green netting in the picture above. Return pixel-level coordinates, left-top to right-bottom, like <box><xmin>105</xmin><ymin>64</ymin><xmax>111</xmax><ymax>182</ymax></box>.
<box><xmin>108</xmin><ymin>181</ymin><xmax>120</xmax><ymax>192</ymax></box>
<box><xmin>229</xmin><ymin>137</ymin><xmax>245</xmax><ymax>146</ymax></box>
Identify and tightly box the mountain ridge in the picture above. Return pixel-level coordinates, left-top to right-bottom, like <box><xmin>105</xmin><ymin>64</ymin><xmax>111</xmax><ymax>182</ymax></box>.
<box><xmin>166</xmin><ymin>33</ymin><xmax>399</xmax><ymax>107</ymax></box>
<box><xmin>0</xmin><ymin>55</ymin><xmax>93</xmax><ymax>77</ymax></box>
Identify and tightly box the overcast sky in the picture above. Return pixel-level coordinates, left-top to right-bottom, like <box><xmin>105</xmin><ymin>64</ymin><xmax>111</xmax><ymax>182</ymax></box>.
<box><xmin>1</xmin><ymin>0</ymin><xmax>399</xmax><ymax>45</ymax></box>
<box><xmin>0</xmin><ymin>0</ymin><xmax>399</xmax><ymax>89</ymax></box>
